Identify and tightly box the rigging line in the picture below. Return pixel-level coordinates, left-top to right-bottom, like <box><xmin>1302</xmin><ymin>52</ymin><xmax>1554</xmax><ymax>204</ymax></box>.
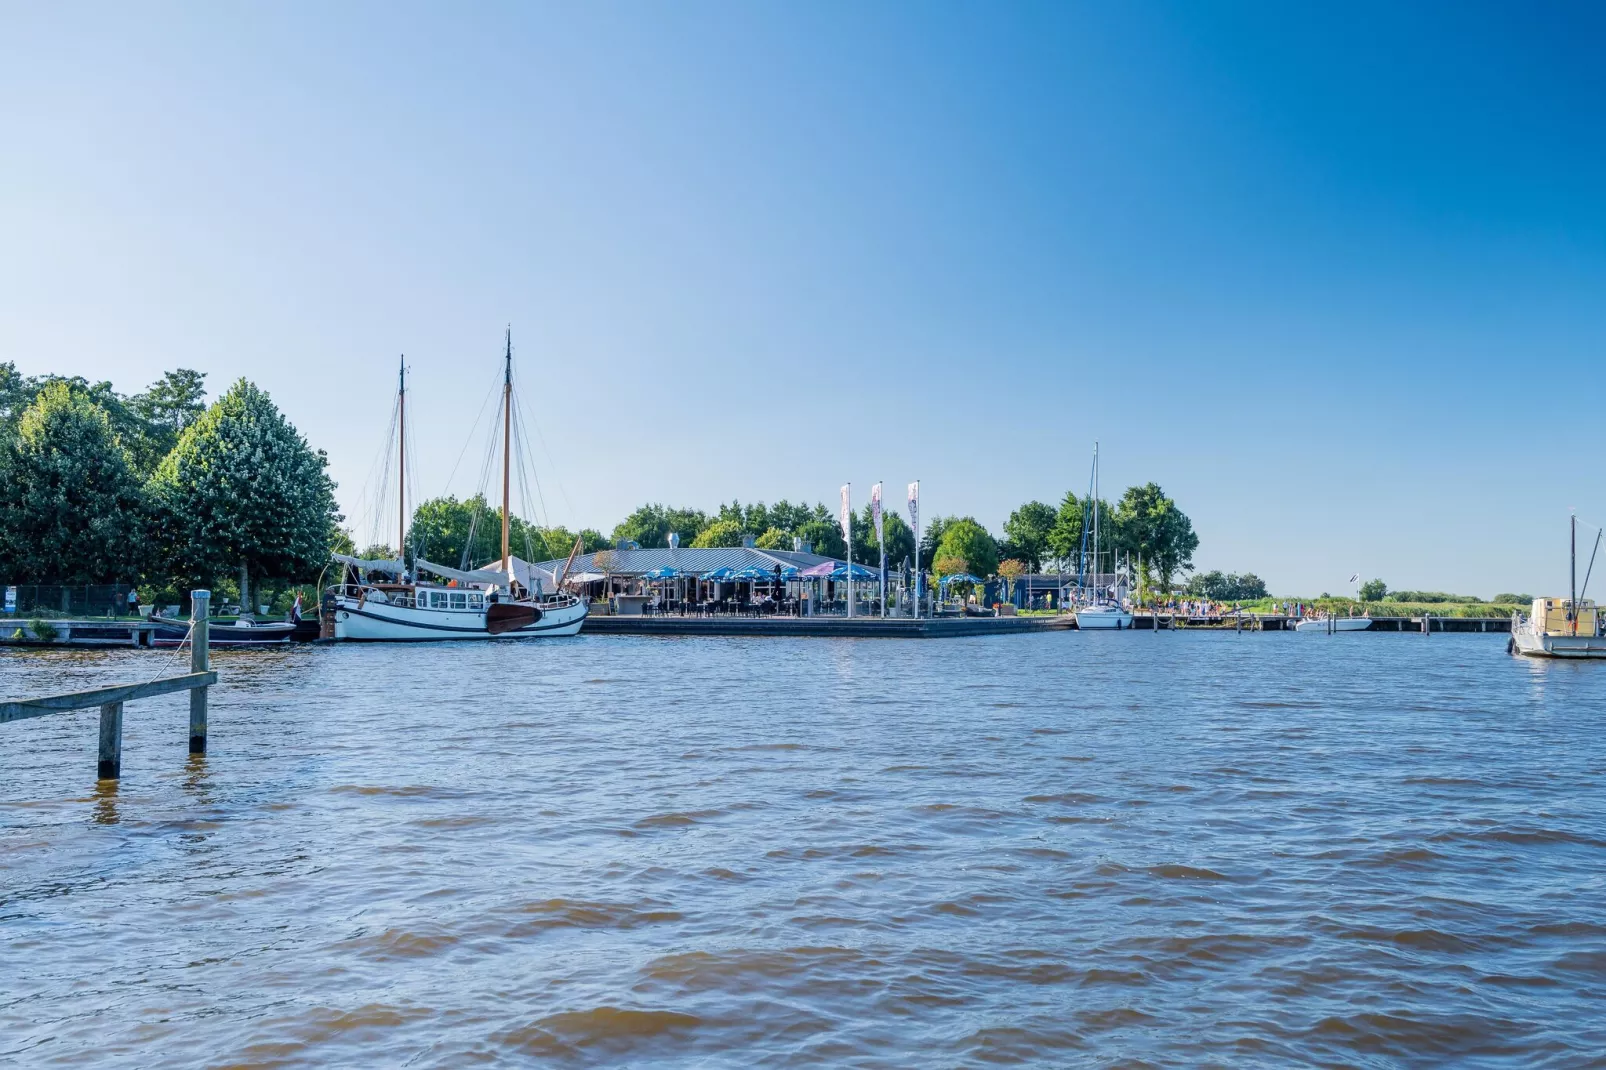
<box><xmin>1580</xmin><ymin>526</ymin><xmax>1603</xmax><ymax>601</ymax></box>
<box><xmin>515</xmin><ymin>382</ymin><xmax>575</xmax><ymax>522</ymax></box>
<box><xmin>441</xmin><ymin>369</ymin><xmax>505</xmax><ymax>494</ymax></box>
<box><xmin>511</xmin><ymin>393</ymin><xmax>551</xmax><ymax>530</ymax></box>
<box><xmin>353</xmin><ymin>398</ymin><xmax>401</xmax><ymax>549</ymax></box>
<box><xmin>463</xmin><ymin>398</ymin><xmax>504</xmax><ymax>570</ymax></box>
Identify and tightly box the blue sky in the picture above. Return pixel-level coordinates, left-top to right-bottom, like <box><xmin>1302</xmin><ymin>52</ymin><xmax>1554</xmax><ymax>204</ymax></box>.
<box><xmin>4</xmin><ymin>2</ymin><xmax>1603</xmax><ymax>596</ymax></box>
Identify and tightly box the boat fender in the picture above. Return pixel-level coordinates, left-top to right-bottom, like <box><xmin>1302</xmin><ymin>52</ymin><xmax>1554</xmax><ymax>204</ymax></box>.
<box><xmin>1506</xmin><ymin>637</ymin><xmax>1515</xmax><ymax>655</ymax></box>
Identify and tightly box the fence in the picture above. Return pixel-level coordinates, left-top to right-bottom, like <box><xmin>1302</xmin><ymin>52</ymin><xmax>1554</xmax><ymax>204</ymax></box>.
<box><xmin>1</xmin><ymin>584</ymin><xmax>136</xmax><ymax>618</ymax></box>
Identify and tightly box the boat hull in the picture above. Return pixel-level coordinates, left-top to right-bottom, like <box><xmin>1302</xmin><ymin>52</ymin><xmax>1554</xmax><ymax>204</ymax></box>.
<box><xmin>1511</xmin><ymin>626</ymin><xmax>1606</xmax><ymax>659</ymax></box>
<box><xmin>150</xmin><ymin>619</ymin><xmax>296</xmax><ymax>647</ymax></box>
<box><xmin>331</xmin><ymin>596</ymin><xmax>587</xmax><ymax>641</ymax></box>
<box><xmin>1075</xmin><ymin>608</ymin><xmax>1133</xmax><ymax>630</ymax></box>
<box><xmin>1294</xmin><ymin>617</ymin><xmax>1371</xmax><ymax>632</ymax></box>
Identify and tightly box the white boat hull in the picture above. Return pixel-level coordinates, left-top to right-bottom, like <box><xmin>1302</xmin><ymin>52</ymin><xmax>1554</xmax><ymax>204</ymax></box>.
<box><xmin>332</xmin><ymin>596</ymin><xmax>587</xmax><ymax>641</ymax></box>
<box><xmin>1511</xmin><ymin>623</ymin><xmax>1606</xmax><ymax>659</ymax></box>
<box><xmin>1294</xmin><ymin>617</ymin><xmax>1372</xmax><ymax>632</ymax></box>
<box><xmin>1075</xmin><ymin>607</ymin><xmax>1133</xmax><ymax>630</ymax></box>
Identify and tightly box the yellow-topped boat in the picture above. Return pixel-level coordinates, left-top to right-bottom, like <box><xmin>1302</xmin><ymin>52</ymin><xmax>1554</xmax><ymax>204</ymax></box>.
<box><xmin>1510</xmin><ymin>516</ymin><xmax>1606</xmax><ymax>659</ymax></box>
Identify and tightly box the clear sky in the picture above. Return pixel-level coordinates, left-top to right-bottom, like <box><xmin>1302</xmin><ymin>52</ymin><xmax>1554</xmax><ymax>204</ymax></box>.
<box><xmin>4</xmin><ymin>2</ymin><xmax>1603</xmax><ymax>597</ymax></box>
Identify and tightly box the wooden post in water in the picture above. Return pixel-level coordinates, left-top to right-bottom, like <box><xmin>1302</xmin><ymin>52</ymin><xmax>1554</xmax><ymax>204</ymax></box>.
<box><xmin>97</xmin><ymin>701</ymin><xmax>123</xmax><ymax>779</ymax></box>
<box><xmin>189</xmin><ymin>590</ymin><xmax>210</xmax><ymax>753</ymax></box>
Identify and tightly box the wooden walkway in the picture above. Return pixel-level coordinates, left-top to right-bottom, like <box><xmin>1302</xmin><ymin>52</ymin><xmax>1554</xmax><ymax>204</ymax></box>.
<box><xmin>1</xmin><ymin>592</ymin><xmax>217</xmax><ymax>779</ymax></box>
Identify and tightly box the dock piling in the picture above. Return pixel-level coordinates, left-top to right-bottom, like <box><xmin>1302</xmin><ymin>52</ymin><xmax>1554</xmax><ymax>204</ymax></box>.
<box><xmin>97</xmin><ymin>701</ymin><xmax>123</xmax><ymax>780</ymax></box>
<box><xmin>189</xmin><ymin>590</ymin><xmax>210</xmax><ymax>753</ymax></box>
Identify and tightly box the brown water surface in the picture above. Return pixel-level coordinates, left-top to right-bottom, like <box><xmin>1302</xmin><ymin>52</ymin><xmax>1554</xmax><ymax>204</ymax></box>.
<box><xmin>2</xmin><ymin>632</ymin><xmax>1603</xmax><ymax>1065</ymax></box>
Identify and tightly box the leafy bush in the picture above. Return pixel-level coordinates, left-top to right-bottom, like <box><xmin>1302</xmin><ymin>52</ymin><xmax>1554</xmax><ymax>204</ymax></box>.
<box><xmin>1187</xmin><ymin>570</ymin><xmax>1268</xmax><ymax>600</ymax></box>
<box><xmin>1358</xmin><ymin>578</ymin><xmax>1387</xmax><ymax>601</ymax></box>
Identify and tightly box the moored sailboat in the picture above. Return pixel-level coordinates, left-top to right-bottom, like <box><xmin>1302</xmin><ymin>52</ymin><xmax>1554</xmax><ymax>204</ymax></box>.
<box><xmin>326</xmin><ymin>335</ymin><xmax>588</xmax><ymax>642</ymax></box>
<box><xmin>1073</xmin><ymin>442</ymin><xmax>1133</xmax><ymax>630</ymax></box>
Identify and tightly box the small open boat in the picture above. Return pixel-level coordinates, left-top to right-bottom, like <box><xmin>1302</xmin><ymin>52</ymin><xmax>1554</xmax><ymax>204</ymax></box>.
<box><xmin>150</xmin><ymin>616</ymin><xmax>296</xmax><ymax>647</ymax></box>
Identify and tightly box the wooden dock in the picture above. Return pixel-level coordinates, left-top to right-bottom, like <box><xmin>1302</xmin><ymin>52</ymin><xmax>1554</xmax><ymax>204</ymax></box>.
<box><xmin>1129</xmin><ymin>613</ymin><xmax>1512</xmax><ymax>633</ymax></box>
<box><xmin>1</xmin><ymin>592</ymin><xmax>217</xmax><ymax>779</ymax></box>
<box><xmin>582</xmin><ymin>614</ymin><xmax>1076</xmax><ymax>638</ymax></box>
<box><xmin>0</xmin><ymin>618</ymin><xmax>160</xmax><ymax>646</ymax></box>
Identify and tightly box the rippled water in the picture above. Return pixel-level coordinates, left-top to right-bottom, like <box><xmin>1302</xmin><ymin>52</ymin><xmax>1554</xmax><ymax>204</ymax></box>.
<box><xmin>3</xmin><ymin>631</ymin><xmax>1604</xmax><ymax>1066</ymax></box>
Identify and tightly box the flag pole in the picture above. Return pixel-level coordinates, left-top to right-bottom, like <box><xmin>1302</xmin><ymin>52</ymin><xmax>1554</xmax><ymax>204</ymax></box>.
<box><xmin>845</xmin><ymin>483</ymin><xmax>853</xmax><ymax>618</ymax></box>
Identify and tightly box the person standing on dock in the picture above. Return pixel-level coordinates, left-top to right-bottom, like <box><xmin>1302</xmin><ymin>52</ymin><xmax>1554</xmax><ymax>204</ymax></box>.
<box><xmin>127</xmin><ymin>587</ymin><xmax>139</xmax><ymax>617</ymax></box>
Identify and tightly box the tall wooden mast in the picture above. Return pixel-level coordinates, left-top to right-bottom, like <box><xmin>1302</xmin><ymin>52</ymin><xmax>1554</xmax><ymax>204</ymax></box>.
<box><xmin>501</xmin><ymin>328</ymin><xmax>512</xmax><ymax>571</ymax></box>
<box><xmin>397</xmin><ymin>355</ymin><xmax>406</xmax><ymax>561</ymax></box>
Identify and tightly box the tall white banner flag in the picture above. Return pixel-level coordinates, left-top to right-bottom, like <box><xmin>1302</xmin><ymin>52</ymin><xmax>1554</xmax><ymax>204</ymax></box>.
<box><xmin>871</xmin><ymin>483</ymin><xmax>884</xmax><ymax>544</ymax></box>
<box><xmin>906</xmin><ymin>481</ymin><xmax>919</xmax><ymax>532</ymax></box>
<box><xmin>839</xmin><ymin>484</ymin><xmax>852</xmax><ymax>541</ymax></box>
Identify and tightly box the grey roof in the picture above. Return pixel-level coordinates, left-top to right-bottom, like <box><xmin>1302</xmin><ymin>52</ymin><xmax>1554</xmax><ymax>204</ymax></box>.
<box><xmin>532</xmin><ymin>546</ymin><xmax>847</xmax><ymax>577</ymax></box>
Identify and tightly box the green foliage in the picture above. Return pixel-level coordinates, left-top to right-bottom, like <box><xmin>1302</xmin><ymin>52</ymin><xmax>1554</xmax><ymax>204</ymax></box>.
<box><xmin>1493</xmin><ymin>592</ymin><xmax>1534</xmax><ymax>605</ymax></box>
<box><xmin>918</xmin><ymin>515</ymin><xmax>953</xmax><ymax>571</ymax></box>
<box><xmin>1384</xmin><ymin>590</ymin><xmax>1482</xmax><ymax>604</ymax></box>
<box><xmin>1187</xmin><ymin>570</ymin><xmax>1268</xmax><ymax>601</ymax></box>
<box><xmin>690</xmin><ymin>518</ymin><xmax>745</xmax><ymax>548</ymax></box>
<box><xmin>611</xmin><ymin>503</ymin><xmax>708</xmax><ymax>548</ymax></box>
<box><xmin>0</xmin><ymin>382</ymin><xmax>148</xmax><ymax>582</ymax></box>
<box><xmin>1358</xmin><ymin>578</ymin><xmax>1387</xmax><ymax>601</ymax></box>
<box><xmin>1045</xmin><ymin>493</ymin><xmax>1090</xmax><ymax>566</ymax></box>
<box><xmin>129</xmin><ymin>369</ymin><xmax>207</xmax><ymax>463</ymax></box>
<box><xmin>29</xmin><ymin>617</ymin><xmax>58</xmax><ymax>641</ymax></box>
<box><xmin>1003</xmin><ymin>501</ymin><xmax>1056</xmax><ymax>571</ymax></box>
<box><xmin>796</xmin><ymin>518</ymin><xmax>845</xmax><ymax>559</ymax></box>
<box><xmin>1113</xmin><ymin>483</ymin><xmax>1197</xmax><ymax>593</ymax></box>
<box><xmin>149</xmin><ymin>379</ymin><xmax>339</xmax><ymax>590</ymax></box>
<box><xmin>754</xmin><ymin>526</ymin><xmax>792</xmax><ymax>550</ymax></box>
<box><xmin>409</xmin><ymin>494</ymin><xmax>571</xmax><ymax>567</ymax></box>
<box><xmin>934</xmin><ymin>517</ymin><xmax>1000</xmax><ymax>578</ymax></box>
<box><xmin>847</xmin><ymin>503</ymin><xmax>915</xmax><ymax>566</ymax></box>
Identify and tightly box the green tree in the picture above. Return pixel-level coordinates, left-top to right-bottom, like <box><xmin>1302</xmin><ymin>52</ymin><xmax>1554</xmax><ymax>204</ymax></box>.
<box><xmin>1359</xmin><ymin>578</ymin><xmax>1387</xmax><ymax>601</ymax></box>
<box><xmin>611</xmin><ymin>503</ymin><xmax>708</xmax><ymax>548</ymax></box>
<box><xmin>754</xmin><ymin>526</ymin><xmax>792</xmax><ymax>550</ymax></box>
<box><xmin>130</xmin><ymin>369</ymin><xmax>207</xmax><ymax>462</ymax></box>
<box><xmin>149</xmin><ymin>379</ymin><xmax>340</xmax><ymax>607</ymax></box>
<box><xmin>0</xmin><ymin>382</ymin><xmax>148</xmax><ymax>582</ymax></box>
<box><xmin>409</xmin><ymin>494</ymin><xmax>559</xmax><ymax>567</ymax></box>
<box><xmin>849</xmin><ymin>503</ymin><xmax>915</xmax><ymax>569</ymax></box>
<box><xmin>796</xmin><ymin>518</ymin><xmax>845</xmax><ymax>559</ymax></box>
<box><xmin>918</xmin><ymin>515</ymin><xmax>953</xmax><ymax>572</ymax></box>
<box><xmin>1003</xmin><ymin>501</ymin><xmax>1056</xmax><ymax>571</ymax></box>
<box><xmin>934</xmin><ymin>517</ymin><xmax>1000</xmax><ymax>578</ymax></box>
<box><xmin>1112</xmin><ymin>483</ymin><xmax>1197</xmax><ymax>594</ymax></box>
<box><xmin>691</xmin><ymin>518</ymin><xmax>745</xmax><ymax>548</ymax></box>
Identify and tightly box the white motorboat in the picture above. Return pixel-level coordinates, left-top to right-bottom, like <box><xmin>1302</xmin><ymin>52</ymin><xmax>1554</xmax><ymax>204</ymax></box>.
<box><xmin>1510</xmin><ymin>515</ymin><xmax>1606</xmax><ymax>659</ymax></box>
<box><xmin>1075</xmin><ymin>603</ymin><xmax>1134</xmax><ymax>630</ymax></box>
<box><xmin>1294</xmin><ymin>615</ymin><xmax>1371</xmax><ymax>632</ymax></box>
<box><xmin>327</xmin><ymin>333</ymin><xmax>588</xmax><ymax>642</ymax></box>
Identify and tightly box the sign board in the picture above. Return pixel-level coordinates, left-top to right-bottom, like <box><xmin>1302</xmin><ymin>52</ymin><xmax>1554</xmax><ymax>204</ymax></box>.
<box><xmin>4</xmin><ymin>586</ymin><xmax>15</xmax><ymax>614</ymax></box>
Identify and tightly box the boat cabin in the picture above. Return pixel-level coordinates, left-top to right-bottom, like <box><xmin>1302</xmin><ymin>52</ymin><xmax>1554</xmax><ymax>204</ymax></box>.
<box><xmin>416</xmin><ymin>587</ymin><xmax>487</xmax><ymax>611</ymax></box>
<box><xmin>1533</xmin><ymin>597</ymin><xmax>1598</xmax><ymax>636</ymax></box>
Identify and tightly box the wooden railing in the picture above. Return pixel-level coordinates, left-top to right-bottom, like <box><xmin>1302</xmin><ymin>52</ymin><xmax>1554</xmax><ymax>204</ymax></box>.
<box><xmin>0</xmin><ymin>590</ymin><xmax>217</xmax><ymax>779</ymax></box>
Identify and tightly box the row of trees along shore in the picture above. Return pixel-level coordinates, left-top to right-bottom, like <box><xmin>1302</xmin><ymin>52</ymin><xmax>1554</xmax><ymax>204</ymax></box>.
<box><xmin>565</xmin><ymin>485</ymin><xmax>1203</xmax><ymax>596</ymax></box>
<box><xmin>0</xmin><ymin>363</ymin><xmax>339</xmax><ymax>610</ymax></box>
<box><xmin>3</xmin><ymin>358</ymin><xmax>1208</xmax><ymax>608</ymax></box>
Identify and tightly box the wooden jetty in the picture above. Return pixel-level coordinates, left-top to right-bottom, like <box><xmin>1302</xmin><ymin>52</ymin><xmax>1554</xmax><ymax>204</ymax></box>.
<box><xmin>0</xmin><ymin>591</ymin><xmax>217</xmax><ymax>779</ymax></box>
<box><xmin>583</xmin><ymin>614</ymin><xmax>1076</xmax><ymax>638</ymax></box>
<box><xmin>1129</xmin><ymin>613</ymin><xmax>1511</xmax><ymax>633</ymax></box>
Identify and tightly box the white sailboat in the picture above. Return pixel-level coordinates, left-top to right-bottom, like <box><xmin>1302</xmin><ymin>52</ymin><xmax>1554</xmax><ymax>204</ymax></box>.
<box><xmin>1510</xmin><ymin>515</ymin><xmax>1606</xmax><ymax>658</ymax></box>
<box><xmin>327</xmin><ymin>334</ymin><xmax>588</xmax><ymax>641</ymax></box>
<box><xmin>1074</xmin><ymin>442</ymin><xmax>1133</xmax><ymax>630</ymax></box>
